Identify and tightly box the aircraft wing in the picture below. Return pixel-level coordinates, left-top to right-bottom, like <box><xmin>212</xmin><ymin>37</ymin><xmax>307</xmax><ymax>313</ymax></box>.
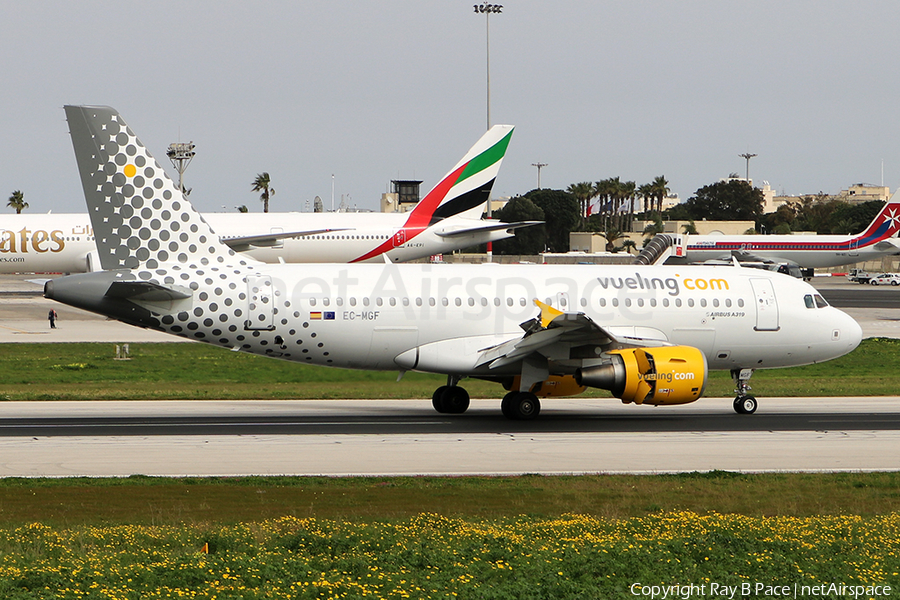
<box><xmin>729</xmin><ymin>249</ymin><xmax>777</xmax><ymax>264</ymax></box>
<box><xmin>434</xmin><ymin>221</ymin><xmax>542</xmax><ymax>238</ymax></box>
<box><xmin>221</xmin><ymin>228</ymin><xmax>353</xmax><ymax>251</ymax></box>
<box><xmin>475</xmin><ymin>300</ymin><xmax>668</xmax><ymax>371</ymax></box>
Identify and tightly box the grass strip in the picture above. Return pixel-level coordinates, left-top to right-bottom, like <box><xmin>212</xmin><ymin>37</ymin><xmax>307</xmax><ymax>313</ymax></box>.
<box><xmin>0</xmin><ymin>337</ymin><xmax>898</xmax><ymax>400</ymax></box>
<box><xmin>0</xmin><ymin>472</ymin><xmax>899</xmax><ymax>528</ymax></box>
<box><xmin>0</xmin><ymin>512</ymin><xmax>896</xmax><ymax>598</ymax></box>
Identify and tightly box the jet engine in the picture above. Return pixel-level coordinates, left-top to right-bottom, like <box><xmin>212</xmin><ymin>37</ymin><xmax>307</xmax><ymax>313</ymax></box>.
<box><xmin>575</xmin><ymin>346</ymin><xmax>707</xmax><ymax>406</ymax></box>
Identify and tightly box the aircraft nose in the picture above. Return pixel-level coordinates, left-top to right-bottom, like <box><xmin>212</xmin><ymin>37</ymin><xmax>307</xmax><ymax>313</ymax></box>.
<box><xmin>835</xmin><ymin>309</ymin><xmax>863</xmax><ymax>354</ymax></box>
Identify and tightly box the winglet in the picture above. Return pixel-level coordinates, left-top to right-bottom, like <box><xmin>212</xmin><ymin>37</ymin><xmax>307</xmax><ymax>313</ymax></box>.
<box><xmin>534</xmin><ymin>299</ymin><xmax>564</xmax><ymax>328</ymax></box>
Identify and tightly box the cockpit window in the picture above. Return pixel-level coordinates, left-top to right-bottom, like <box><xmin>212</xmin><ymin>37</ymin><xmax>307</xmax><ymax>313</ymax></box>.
<box><xmin>814</xmin><ymin>294</ymin><xmax>828</xmax><ymax>308</ymax></box>
<box><xmin>804</xmin><ymin>294</ymin><xmax>815</xmax><ymax>309</ymax></box>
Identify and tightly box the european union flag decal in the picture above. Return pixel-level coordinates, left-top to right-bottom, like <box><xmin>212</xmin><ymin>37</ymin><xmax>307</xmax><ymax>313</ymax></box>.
<box><xmin>324</xmin><ymin>312</ymin><xmax>335</xmax><ymax>320</ymax></box>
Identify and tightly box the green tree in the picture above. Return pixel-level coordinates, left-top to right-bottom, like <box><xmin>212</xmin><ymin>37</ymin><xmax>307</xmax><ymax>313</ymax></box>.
<box><xmin>523</xmin><ymin>188</ymin><xmax>581</xmax><ymax>253</ymax></box>
<box><xmin>642</xmin><ymin>214</ymin><xmax>664</xmax><ymax>239</ymax></box>
<box><xmin>829</xmin><ymin>200</ymin><xmax>884</xmax><ymax>234</ymax></box>
<box><xmin>251</xmin><ymin>173</ymin><xmax>275</xmax><ymax>213</ymax></box>
<box><xmin>650</xmin><ymin>175</ymin><xmax>670</xmax><ymax>214</ymax></box>
<box><xmin>620</xmin><ymin>180</ymin><xmax>637</xmax><ymax>231</ymax></box>
<box><xmin>678</xmin><ymin>179</ymin><xmax>764</xmax><ymax>221</ymax></box>
<box><xmin>493</xmin><ymin>197</ymin><xmax>546</xmax><ymax>255</ymax></box>
<box><xmin>566</xmin><ymin>182</ymin><xmax>595</xmax><ymax>222</ymax></box>
<box><xmin>599</xmin><ymin>227</ymin><xmax>626</xmax><ymax>252</ymax></box>
<box><xmin>7</xmin><ymin>190</ymin><xmax>27</xmax><ymax>214</ymax></box>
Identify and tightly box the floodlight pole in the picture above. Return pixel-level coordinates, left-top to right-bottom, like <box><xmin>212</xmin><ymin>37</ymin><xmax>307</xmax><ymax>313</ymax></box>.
<box><xmin>532</xmin><ymin>162</ymin><xmax>548</xmax><ymax>189</ymax></box>
<box><xmin>167</xmin><ymin>142</ymin><xmax>196</xmax><ymax>195</ymax></box>
<box><xmin>474</xmin><ymin>3</ymin><xmax>502</xmax><ymax>261</ymax></box>
<box><xmin>739</xmin><ymin>152</ymin><xmax>757</xmax><ymax>182</ymax></box>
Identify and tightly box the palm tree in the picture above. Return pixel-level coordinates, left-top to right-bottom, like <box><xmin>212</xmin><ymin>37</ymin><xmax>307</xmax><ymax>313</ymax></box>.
<box><xmin>566</xmin><ymin>182</ymin><xmax>595</xmax><ymax>221</ymax></box>
<box><xmin>251</xmin><ymin>173</ymin><xmax>275</xmax><ymax>213</ymax></box>
<box><xmin>599</xmin><ymin>226</ymin><xmax>625</xmax><ymax>252</ymax></box>
<box><xmin>637</xmin><ymin>183</ymin><xmax>654</xmax><ymax>214</ymax></box>
<box><xmin>642</xmin><ymin>214</ymin><xmax>664</xmax><ymax>238</ymax></box>
<box><xmin>7</xmin><ymin>190</ymin><xmax>27</xmax><ymax>214</ymax></box>
<box><xmin>621</xmin><ymin>180</ymin><xmax>636</xmax><ymax>232</ymax></box>
<box><xmin>606</xmin><ymin>177</ymin><xmax>623</xmax><ymax>231</ymax></box>
<box><xmin>593</xmin><ymin>179</ymin><xmax>614</xmax><ymax>228</ymax></box>
<box><xmin>651</xmin><ymin>175</ymin><xmax>670</xmax><ymax>214</ymax></box>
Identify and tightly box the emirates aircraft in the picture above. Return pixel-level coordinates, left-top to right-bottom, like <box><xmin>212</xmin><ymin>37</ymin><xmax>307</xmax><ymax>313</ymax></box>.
<box><xmin>663</xmin><ymin>200</ymin><xmax>900</xmax><ymax>272</ymax></box>
<box><xmin>46</xmin><ymin>106</ymin><xmax>862</xmax><ymax>418</ymax></box>
<box><xmin>0</xmin><ymin>123</ymin><xmax>534</xmax><ymax>273</ymax></box>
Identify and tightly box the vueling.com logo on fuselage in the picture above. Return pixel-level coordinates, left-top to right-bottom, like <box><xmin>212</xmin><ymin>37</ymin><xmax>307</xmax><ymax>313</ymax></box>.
<box><xmin>596</xmin><ymin>272</ymin><xmax>729</xmax><ymax>297</ymax></box>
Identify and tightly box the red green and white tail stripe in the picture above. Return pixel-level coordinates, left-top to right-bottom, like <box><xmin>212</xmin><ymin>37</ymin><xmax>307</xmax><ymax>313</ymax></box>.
<box><xmin>351</xmin><ymin>125</ymin><xmax>514</xmax><ymax>262</ymax></box>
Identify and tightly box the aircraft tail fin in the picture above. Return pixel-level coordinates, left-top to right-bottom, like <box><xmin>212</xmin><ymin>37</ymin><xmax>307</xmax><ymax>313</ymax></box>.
<box><xmin>64</xmin><ymin>105</ymin><xmax>243</xmax><ymax>271</ymax></box>
<box><xmin>403</xmin><ymin>124</ymin><xmax>514</xmax><ymax>228</ymax></box>
<box><xmin>857</xmin><ymin>198</ymin><xmax>900</xmax><ymax>243</ymax></box>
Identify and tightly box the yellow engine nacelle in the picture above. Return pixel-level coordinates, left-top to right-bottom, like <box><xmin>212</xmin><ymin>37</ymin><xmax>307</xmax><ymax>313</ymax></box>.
<box><xmin>508</xmin><ymin>375</ymin><xmax>587</xmax><ymax>397</ymax></box>
<box><xmin>575</xmin><ymin>346</ymin><xmax>708</xmax><ymax>406</ymax></box>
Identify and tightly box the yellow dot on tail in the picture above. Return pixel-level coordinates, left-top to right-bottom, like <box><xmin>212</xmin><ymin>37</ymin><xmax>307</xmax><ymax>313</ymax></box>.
<box><xmin>124</xmin><ymin>164</ymin><xmax>136</xmax><ymax>178</ymax></box>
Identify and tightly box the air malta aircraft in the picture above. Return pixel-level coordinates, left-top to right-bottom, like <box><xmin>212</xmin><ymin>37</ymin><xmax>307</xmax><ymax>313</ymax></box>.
<box><xmin>46</xmin><ymin>106</ymin><xmax>862</xmax><ymax>419</ymax></box>
<box><xmin>0</xmin><ymin>123</ymin><xmax>535</xmax><ymax>273</ymax></box>
<box><xmin>663</xmin><ymin>200</ymin><xmax>900</xmax><ymax>272</ymax></box>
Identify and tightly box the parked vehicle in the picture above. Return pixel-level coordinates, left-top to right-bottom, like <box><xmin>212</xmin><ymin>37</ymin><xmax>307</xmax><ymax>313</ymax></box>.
<box><xmin>847</xmin><ymin>269</ymin><xmax>873</xmax><ymax>284</ymax></box>
<box><xmin>869</xmin><ymin>273</ymin><xmax>900</xmax><ymax>286</ymax></box>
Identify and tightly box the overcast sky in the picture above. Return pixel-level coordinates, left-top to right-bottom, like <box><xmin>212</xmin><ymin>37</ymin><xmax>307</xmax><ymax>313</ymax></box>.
<box><xmin>3</xmin><ymin>1</ymin><xmax>900</xmax><ymax>216</ymax></box>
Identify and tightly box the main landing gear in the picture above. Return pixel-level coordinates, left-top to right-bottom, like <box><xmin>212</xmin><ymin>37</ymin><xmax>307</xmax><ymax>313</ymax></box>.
<box><xmin>501</xmin><ymin>391</ymin><xmax>540</xmax><ymax>420</ymax></box>
<box><xmin>731</xmin><ymin>368</ymin><xmax>758</xmax><ymax>414</ymax></box>
<box><xmin>431</xmin><ymin>376</ymin><xmax>470</xmax><ymax>414</ymax></box>
<box><xmin>430</xmin><ymin>377</ymin><xmax>542</xmax><ymax>420</ymax></box>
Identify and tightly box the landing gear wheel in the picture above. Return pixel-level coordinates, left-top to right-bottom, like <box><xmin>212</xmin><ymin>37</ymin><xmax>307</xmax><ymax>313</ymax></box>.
<box><xmin>501</xmin><ymin>391</ymin><xmax>541</xmax><ymax>420</ymax></box>
<box><xmin>500</xmin><ymin>392</ymin><xmax>517</xmax><ymax>419</ymax></box>
<box><xmin>440</xmin><ymin>386</ymin><xmax>470</xmax><ymax>414</ymax></box>
<box><xmin>432</xmin><ymin>386</ymin><xmax>449</xmax><ymax>413</ymax></box>
<box><xmin>733</xmin><ymin>395</ymin><xmax>758</xmax><ymax>415</ymax></box>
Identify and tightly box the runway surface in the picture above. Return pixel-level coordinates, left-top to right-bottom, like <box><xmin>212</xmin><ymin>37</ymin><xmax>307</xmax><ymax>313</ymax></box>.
<box><xmin>1</xmin><ymin>398</ymin><xmax>898</xmax><ymax>477</ymax></box>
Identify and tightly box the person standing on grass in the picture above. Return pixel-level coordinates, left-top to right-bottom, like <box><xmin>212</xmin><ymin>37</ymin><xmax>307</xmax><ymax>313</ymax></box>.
<box><xmin>48</xmin><ymin>309</ymin><xmax>58</xmax><ymax>329</ymax></box>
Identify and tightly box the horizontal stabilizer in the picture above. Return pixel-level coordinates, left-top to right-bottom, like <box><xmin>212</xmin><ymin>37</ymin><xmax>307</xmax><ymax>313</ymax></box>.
<box><xmin>873</xmin><ymin>239</ymin><xmax>900</xmax><ymax>253</ymax></box>
<box><xmin>105</xmin><ymin>280</ymin><xmax>193</xmax><ymax>302</ymax></box>
<box><xmin>435</xmin><ymin>220</ymin><xmax>542</xmax><ymax>238</ymax></box>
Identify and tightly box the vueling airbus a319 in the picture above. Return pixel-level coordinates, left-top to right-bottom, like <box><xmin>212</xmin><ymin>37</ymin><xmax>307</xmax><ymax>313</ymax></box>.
<box><xmin>1</xmin><ymin>122</ymin><xmax>533</xmax><ymax>273</ymax></box>
<box><xmin>45</xmin><ymin>106</ymin><xmax>863</xmax><ymax>418</ymax></box>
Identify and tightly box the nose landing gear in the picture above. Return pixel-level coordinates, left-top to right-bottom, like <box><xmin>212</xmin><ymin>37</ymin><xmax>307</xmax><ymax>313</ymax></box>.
<box><xmin>732</xmin><ymin>368</ymin><xmax>758</xmax><ymax>414</ymax></box>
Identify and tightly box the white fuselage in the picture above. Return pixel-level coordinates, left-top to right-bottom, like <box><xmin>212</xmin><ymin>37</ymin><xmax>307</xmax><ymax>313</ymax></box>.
<box><xmin>0</xmin><ymin>212</ymin><xmax>511</xmax><ymax>273</ymax></box>
<box><xmin>673</xmin><ymin>233</ymin><xmax>900</xmax><ymax>268</ymax></box>
<box><xmin>50</xmin><ymin>263</ymin><xmax>860</xmax><ymax>377</ymax></box>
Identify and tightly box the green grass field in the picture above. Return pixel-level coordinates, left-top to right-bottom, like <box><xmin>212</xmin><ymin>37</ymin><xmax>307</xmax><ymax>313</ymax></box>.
<box><xmin>1</xmin><ymin>340</ymin><xmax>898</xmax><ymax>595</ymax></box>
<box><xmin>0</xmin><ymin>474</ymin><xmax>898</xmax><ymax>598</ymax></box>
<box><xmin>0</xmin><ymin>337</ymin><xmax>898</xmax><ymax>400</ymax></box>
